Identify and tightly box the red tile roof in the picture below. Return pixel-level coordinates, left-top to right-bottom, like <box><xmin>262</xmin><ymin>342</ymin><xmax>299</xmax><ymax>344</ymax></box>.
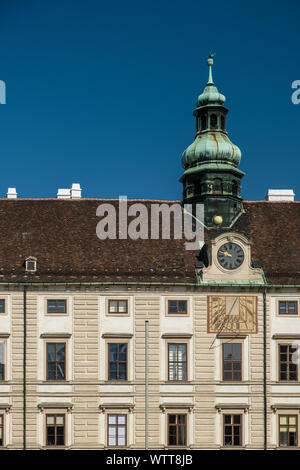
<box><xmin>0</xmin><ymin>199</ymin><xmax>298</xmax><ymax>285</ymax></box>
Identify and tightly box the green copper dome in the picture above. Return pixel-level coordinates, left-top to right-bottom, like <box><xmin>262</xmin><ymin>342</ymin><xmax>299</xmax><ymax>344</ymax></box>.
<box><xmin>182</xmin><ymin>132</ymin><xmax>241</xmax><ymax>169</ymax></box>
<box><xmin>180</xmin><ymin>53</ymin><xmax>245</xmax><ymax>228</ymax></box>
<box><xmin>181</xmin><ymin>53</ymin><xmax>242</xmax><ymax>171</ymax></box>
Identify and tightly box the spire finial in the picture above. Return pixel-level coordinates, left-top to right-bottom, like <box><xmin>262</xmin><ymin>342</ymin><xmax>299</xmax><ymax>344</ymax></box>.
<box><xmin>207</xmin><ymin>51</ymin><xmax>215</xmax><ymax>85</ymax></box>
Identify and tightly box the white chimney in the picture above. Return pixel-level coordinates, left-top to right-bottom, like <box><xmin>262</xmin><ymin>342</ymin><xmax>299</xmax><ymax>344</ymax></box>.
<box><xmin>266</xmin><ymin>189</ymin><xmax>295</xmax><ymax>202</ymax></box>
<box><xmin>71</xmin><ymin>183</ymin><xmax>82</xmax><ymax>199</ymax></box>
<box><xmin>57</xmin><ymin>188</ymin><xmax>71</xmax><ymax>199</ymax></box>
<box><xmin>7</xmin><ymin>188</ymin><xmax>17</xmax><ymax>199</ymax></box>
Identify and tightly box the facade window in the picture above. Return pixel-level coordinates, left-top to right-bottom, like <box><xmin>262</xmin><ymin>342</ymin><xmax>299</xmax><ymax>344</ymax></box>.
<box><xmin>108</xmin><ymin>414</ymin><xmax>127</xmax><ymax>447</ymax></box>
<box><xmin>0</xmin><ymin>414</ymin><xmax>3</xmax><ymax>446</ymax></box>
<box><xmin>0</xmin><ymin>342</ymin><xmax>5</xmax><ymax>381</ymax></box>
<box><xmin>168</xmin><ymin>343</ymin><xmax>187</xmax><ymax>381</ymax></box>
<box><xmin>279</xmin><ymin>344</ymin><xmax>297</xmax><ymax>381</ymax></box>
<box><xmin>46</xmin><ymin>415</ymin><xmax>65</xmax><ymax>447</ymax></box>
<box><xmin>0</xmin><ymin>300</ymin><xmax>5</xmax><ymax>314</ymax></box>
<box><xmin>279</xmin><ymin>415</ymin><xmax>298</xmax><ymax>447</ymax></box>
<box><xmin>108</xmin><ymin>300</ymin><xmax>128</xmax><ymax>314</ymax></box>
<box><xmin>223</xmin><ymin>343</ymin><xmax>242</xmax><ymax>381</ymax></box>
<box><xmin>108</xmin><ymin>343</ymin><xmax>127</xmax><ymax>381</ymax></box>
<box><xmin>47</xmin><ymin>343</ymin><xmax>66</xmax><ymax>380</ymax></box>
<box><xmin>168</xmin><ymin>300</ymin><xmax>187</xmax><ymax>315</ymax></box>
<box><xmin>223</xmin><ymin>414</ymin><xmax>242</xmax><ymax>446</ymax></box>
<box><xmin>210</xmin><ymin>114</ymin><xmax>218</xmax><ymax>129</ymax></box>
<box><xmin>168</xmin><ymin>414</ymin><xmax>187</xmax><ymax>446</ymax></box>
<box><xmin>47</xmin><ymin>299</ymin><xmax>67</xmax><ymax>314</ymax></box>
<box><xmin>279</xmin><ymin>301</ymin><xmax>298</xmax><ymax>315</ymax></box>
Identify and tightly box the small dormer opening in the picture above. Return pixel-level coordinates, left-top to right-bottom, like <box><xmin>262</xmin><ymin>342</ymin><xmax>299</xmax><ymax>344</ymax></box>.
<box><xmin>213</xmin><ymin>178</ymin><xmax>223</xmax><ymax>194</ymax></box>
<box><xmin>210</xmin><ymin>114</ymin><xmax>218</xmax><ymax>129</ymax></box>
<box><xmin>25</xmin><ymin>257</ymin><xmax>37</xmax><ymax>273</ymax></box>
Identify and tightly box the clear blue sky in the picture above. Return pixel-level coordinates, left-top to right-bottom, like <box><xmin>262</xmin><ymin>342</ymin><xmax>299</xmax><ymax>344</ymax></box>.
<box><xmin>0</xmin><ymin>0</ymin><xmax>299</xmax><ymax>200</ymax></box>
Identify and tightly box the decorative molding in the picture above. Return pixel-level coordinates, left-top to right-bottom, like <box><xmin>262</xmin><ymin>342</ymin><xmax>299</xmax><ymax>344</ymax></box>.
<box><xmin>217</xmin><ymin>334</ymin><xmax>247</xmax><ymax>339</ymax></box>
<box><xmin>0</xmin><ymin>333</ymin><xmax>10</xmax><ymax>338</ymax></box>
<box><xmin>215</xmin><ymin>404</ymin><xmax>249</xmax><ymax>413</ymax></box>
<box><xmin>38</xmin><ymin>402</ymin><xmax>73</xmax><ymax>412</ymax></box>
<box><xmin>271</xmin><ymin>404</ymin><xmax>300</xmax><ymax>413</ymax></box>
<box><xmin>99</xmin><ymin>404</ymin><xmax>134</xmax><ymax>413</ymax></box>
<box><xmin>161</xmin><ymin>334</ymin><xmax>193</xmax><ymax>339</ymax></box>
<box><xmin>0</xmin><ymin>404</ymin><xmax>11</xmax><ymax>413</ymax></box>
<box><xmin>272</xmin><ymin>334</ymin><xmax>300</xmax><ymax>340</ymax></box>
<box><xmin>159</xmin><ymin>404</ymin><xmax>194</xmax><ymax>414</ymax></box>
<box><xmin>40</xmin><ymin>333</ymin><xmax>72</xmax><ymax>339</ymax></box>
<box><xmin>102</xmin><ymin>333</ymin><xmax>133</xmax><ymax>339</ymax></box>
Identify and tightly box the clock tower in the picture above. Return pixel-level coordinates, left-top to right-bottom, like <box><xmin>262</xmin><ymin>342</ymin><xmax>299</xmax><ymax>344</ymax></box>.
<box><xmin>180</xmin><ymin>54</ymin><xmax>244</xmax><ymax>228</ymax></box>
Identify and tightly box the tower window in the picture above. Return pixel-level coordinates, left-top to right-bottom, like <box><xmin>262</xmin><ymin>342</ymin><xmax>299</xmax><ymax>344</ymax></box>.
<box><xmin>232</xmin><ymin>181</ymin><xmax>238</xmax><ymax>197</ymax></box>
<box><xmin>213</xmin><ymin>178</ymin><xmax>223</xmax><ymax>194</ymax></box>
<box><xmin>221</xmin><ymin>115</ymin><xmax>225</xmax><ymax>130</ymax></box>
<box><xmin>210</xmin><ymin>114</ymin><xmax>218</xmax><ymax>129</ymax></box>
<box><xmin>201</xmin><ymin>115</ymin><xmax>207</xmax><ymax>130</ymax></box>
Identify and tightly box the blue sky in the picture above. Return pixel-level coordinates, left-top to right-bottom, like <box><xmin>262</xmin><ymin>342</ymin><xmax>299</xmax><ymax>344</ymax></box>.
<box><xmin>0</xmin><ymin>0</ymin><xmax>299</xmax><ymax>200</ymax></box>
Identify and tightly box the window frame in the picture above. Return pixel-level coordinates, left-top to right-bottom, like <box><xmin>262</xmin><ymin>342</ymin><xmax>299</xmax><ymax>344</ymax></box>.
<box><xmin>46</xmin><ymin>342</ymin><xmax>66</xmax><ymax>381</ymax></box>
<box><xmin>223</xmin><ymin>414</ymin><xmax>243</xmax><ymax>447</ymax></box>
<box><xmin>278</xmin><ymin>343</ymin><xmax>298</xmax><ymax>382</ymax></box>
<box><xmin>107</xmin><ymin>342</ymin><xmax>128</xmax><ymax>381</ymax></box>
<box><xmin>168</xmin><ymin>343</ymin><xmax>188</xmax><ymax>382</ymax></box>
<box><xmin>107</xmin><ymin>414</ymin><xmax>127</xmax><ymax>447</ymax></box>
<box><xmin>222</xmin><ymin>342</ymin><xmax>242</xmax><ymax>382</ymax></box>
<box><xmin>45</xmin><ymin>414</ymin><xmax>65</xmax><ymax>447</ymax></box>
<box><xmin>0</xmin><ymin>299</ymin><xmax>5</xmax><ymax>314</ymax></box>
<box><xmin>278</xmin><ymin>300</ymin><xmax>298</xmax><ymax>316</ymax></box>
<box><xmin>108</xmin><ymin>299</ymin><xmax>128</xmax><ymax>315</ymax></box>
<box><xmin>167</xmin><ymin>413</ymin><xmax>187</xmax><ymax>447</ymax></box>
<box><xmin>167</xmin><ymin>299</ymin><xmax>188</xmax><ymax>316</ymax></box>
<box><xmin>47</xmin><ymin>299</ymin><xmax>67</xmax><ymax>315</ymax></box>
<box><xmin>278</xmin><ymin>414</ymin><xmax>298</xmax><ymax>447</ymax></box>
<box><xmin>0</xmin><ymin>340</ymin><xmax>6</xmax><ymax>382</ymax></box>
<box><xmin>0</xmin><ymin>414</ymin><xmax>4</xmax><ymax>447</ymax></box>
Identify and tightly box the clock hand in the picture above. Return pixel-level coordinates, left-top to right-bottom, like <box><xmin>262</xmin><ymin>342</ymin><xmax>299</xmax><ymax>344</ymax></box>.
<box><xmin>220</xmin><ymin>251</ymin><xmax>232</xmax><ymax>257</ymax></box>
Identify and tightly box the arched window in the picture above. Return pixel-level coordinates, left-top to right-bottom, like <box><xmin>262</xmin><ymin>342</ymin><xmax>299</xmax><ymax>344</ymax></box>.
<box><xmin>232</xmin><ymin>180</ymin><xmax>238</xmax><ymax>197</ymax></box>
<box><xmin>221</xmin><ymin>115</ymin><xmax>225</xmax><ymax>130</ymax></box>
<box><xmin>201</xmin><ymin>115</ymin><xmax>207</xmax><ymax>130</ymax></box>
<box><xmin>210</xmin><ymin>114</ymin><xmax>218</xmax><ymax>129</ymax></box>
<box><xmin>213</xmin><ymin>178</ymin><xmax>223</xmax><ymax>194</ymax></box>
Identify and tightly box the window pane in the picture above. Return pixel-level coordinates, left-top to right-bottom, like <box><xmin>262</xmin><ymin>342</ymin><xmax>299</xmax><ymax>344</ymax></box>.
<box><xmin>289</xmin><ymin>302</ymin><xmax>297</xmax><ymax>313</ymax></box>
<box><xmin>56</xmin><ymin>416</ymin><xmax>64</xmax><ymax>425</ymax></box>
<box><xmin>279</xmin><ymin>301</ymin><xmax>287</xmax><ymax>313</ymax></box>
<box><xmin>47</xmin><ymin>416</ymin><xmax>54</xmax><ymax>425</ymax></box>
<box><xmin>289</xmin><ymin>417</ymin><xmax>297</xmax><ymax>425</ymax></box>
<box><xmin>280</xmin><ymin>431</ymin><xmax>288</xmax><ymax>446</ymax></box>
<box><xmin>0</xmin><ymin>300</ymin><xmax>4</xmax><ymax>313</ymax></box>
<box><xmin>57</xmin><ymin>300</ymin><xmax>66</xmax><ymax>313</ymax></box>
<box><xmin>233</xmin><ymin>344</ymin><xmax>241</xmax><ymax>360</ymax></box>
<box><xmin>109</xmin><ymin>415</ymin><xmax>116</xmax><ymax>424</ymax></box>
<box><xmin>280</xmin><ymin>416</ymin><xmax>287</xmax><ymax>425</ymax></box>
<box><xmin>178</xmin><ymin>301</ymin><xmax>187</xmax><ymax>313</ymax></box>
<box><xmin>233</xmin><ymin>415</ymin><xmax>241</xmax><ymax>424</ymax></box>
<box><xmin>178</xmin><ymin>425</ymin><xmax>186</xmax><ymax>446</ymax></box>
<box><xmin>47</xmin><ymin>344</ymin><xmax>56</xmax><ymax>361</ymax></box>
<box><xmin>168</xmin><ymin>415</ymin><xmax>176</xmax><ymax>424</ymax></box>
<box><xmin>224</xmin><ymin>415</ymin><xmax>232</xmax><ymax>425</ymax></box>
<box><xmin>223</xmin><ymin>344</ymin><xmax>232</xmax><ymax>361</ymax></box>
<box><xmin>178</xmin><ymin>344</ymin><xmax>187</xmax><ymax>361</ymax></box>
<box><xmin>109</xmin><ymin>301</ymin><xmax>117</xmax><ymax>312</ymax></box>
<box><xmin>57</xmin><ymin>344</ymin><xmax>65</xmax><ymax>361</ymax></box>
<box><xmin>169</xmin><ymin>301</ymin><xmax>177</xmax><ymax>313</ymax></box>
<box><xmin>118</xmin><ymin>415</ymin><xmax>126</xmax><ymax>425</ymax></box>
<box><xmin>178</xmin><ymin>415</ymin><xmax>186</xmax><ymax>424</ymax></box>
<box><xmin>119</xmin><ymin>301</ymin><xmax>127</xmax><ymax>313</ymax></box>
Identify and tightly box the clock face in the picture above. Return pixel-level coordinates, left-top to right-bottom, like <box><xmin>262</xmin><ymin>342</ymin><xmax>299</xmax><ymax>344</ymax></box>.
<box><xmin>207</xmin><ymin>296</ymin><xmax>257</xmax><ymax>334</ymax></box>
<box><xmin>217</xmin><ymin>242</ymin><xmax>244</xmax><ymax>270</ymax></box>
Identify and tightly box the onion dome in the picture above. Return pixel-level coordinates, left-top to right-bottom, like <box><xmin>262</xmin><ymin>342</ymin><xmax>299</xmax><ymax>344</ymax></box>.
<box><xmin>196</xmin><ymin>54</ymin><xmax>226</xmax><ymax>107</ymax></box>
